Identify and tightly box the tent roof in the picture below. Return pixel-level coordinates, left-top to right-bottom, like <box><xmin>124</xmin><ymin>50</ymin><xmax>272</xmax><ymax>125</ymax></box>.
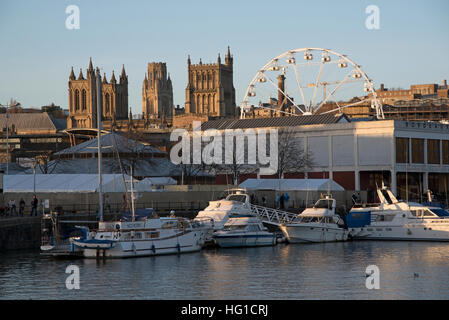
<box><xmin>239</xmin><ymin>179</ymin><xmax>345</xmax><ymax>191</ymax></box>
<box><xmin>3</xmin><ymin>174</ymin><xmax>178</xmax><ymax>193</ymax></box>
<box><xmin>55</xmin><ymin>132</ymin><xmax>163</xmax><ymax>155</ymax></box>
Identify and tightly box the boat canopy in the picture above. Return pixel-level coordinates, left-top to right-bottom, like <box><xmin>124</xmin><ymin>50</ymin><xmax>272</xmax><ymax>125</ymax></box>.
<box><xmin>121</xmin><ymin>208</ymin><xmax>154</xmax><ymax>221</ymax></box>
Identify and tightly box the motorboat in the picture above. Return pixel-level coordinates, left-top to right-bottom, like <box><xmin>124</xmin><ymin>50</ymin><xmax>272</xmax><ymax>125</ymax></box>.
<box><xmin>70</xmin><ymin>208</ymin><xmax>206</xmax><ymax>258</ymax></box>
<box><xmin>279</xmin><ymin>195</ymin><xmax>348</xmax><ymax>243</ymax></box>
<box><xmin>194</xmin><ymin>189</ymin><xmax>253</xmax><ymax>244</ymax></box>
<box><xmin>346</xmin><ymin>186</ymin><xmax>449</xmax><ymax>241</ymax></box>
<box><xmin>213</xmin><ymin>214</ymin><xmax>276</xmax><ymax>248</ymax></box>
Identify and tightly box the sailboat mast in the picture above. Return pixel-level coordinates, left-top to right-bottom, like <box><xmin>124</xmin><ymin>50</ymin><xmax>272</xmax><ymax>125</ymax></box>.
<box><xmin>130</xmin><ymin>166</ymin><xmax>135</xmax><ymax>222</ymax></box>
<box><xmin>96</xmin><ymin>67</ymin><xmax>104</xmax><ymax>222</ymax></box>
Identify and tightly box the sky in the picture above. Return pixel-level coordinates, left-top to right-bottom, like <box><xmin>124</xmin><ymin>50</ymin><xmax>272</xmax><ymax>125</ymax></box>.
<box><xmin>0</xmin><ymin>0</ymin><xmax>448</xmax><ymax>114</ymax></box>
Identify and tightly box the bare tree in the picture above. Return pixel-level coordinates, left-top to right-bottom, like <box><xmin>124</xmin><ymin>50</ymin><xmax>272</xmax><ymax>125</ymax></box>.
<box><xmin>277</xmin><ymin>127</ymin><xmax>314</xmax><ymax>179</ymax></box>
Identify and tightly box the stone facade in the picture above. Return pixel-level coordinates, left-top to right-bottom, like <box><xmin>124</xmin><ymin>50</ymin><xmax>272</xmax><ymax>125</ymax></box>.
<box><xmin>142</xmin><ymin>62</ymin><xmax>174</xmax><ymax>120</ymax></box>
<box><xmin>67</xmin><ymin>58</ymin><xmax>128</xmax><ymax>129</ymax></box>
<box><xmin>184</xmin><ymin>47</ymin><xmax>236</xmax><ymax>117</ymax></box>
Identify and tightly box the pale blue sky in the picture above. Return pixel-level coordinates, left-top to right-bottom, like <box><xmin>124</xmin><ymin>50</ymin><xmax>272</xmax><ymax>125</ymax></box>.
<box><xmin>0</xmin><ymin>0</ymin><xmax>448</xmax><ymax>114</ymax></box>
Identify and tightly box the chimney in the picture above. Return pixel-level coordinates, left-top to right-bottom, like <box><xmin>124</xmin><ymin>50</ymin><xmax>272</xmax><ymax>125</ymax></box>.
<box><xmin>443</xmin><ymin>79</ymin><xmax>447</xmax><ymax>87</ymax></box>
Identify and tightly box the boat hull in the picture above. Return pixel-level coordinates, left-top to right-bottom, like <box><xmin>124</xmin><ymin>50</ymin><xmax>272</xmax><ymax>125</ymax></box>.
<box><xmin>79</xmin><ymin>230</ymin><xmax>204</xmax><ymax>258</ymax></box>
<box><xmin>280</xmin><ymin>224</ymin><xmax>348</xmax><ymax>243</ymax></box>
<box><xmin>214</xmin><ymin>233</ymin><xmax>276</xmax><ymax>248</ymax></box>
<box><xmin>349</xmin><ymin>224</ymin><xmax>449</xmax><ymax>241</ymax></box>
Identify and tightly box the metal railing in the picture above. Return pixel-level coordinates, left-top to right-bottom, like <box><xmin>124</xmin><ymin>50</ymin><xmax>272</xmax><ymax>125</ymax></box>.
<box><xmin>250</xmin><ymin>204</ymin><xmax>300</xmax><ymax>225</ymax></box>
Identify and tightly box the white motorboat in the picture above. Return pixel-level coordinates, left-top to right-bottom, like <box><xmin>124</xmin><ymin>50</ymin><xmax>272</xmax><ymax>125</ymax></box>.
<box><xmin>213</xmin><ymin>214</ymin><xmax>276</xmax><ymax>248</ymax></box>
<box><xmin>279</xmin><ymin>195</ymin><xmax>348</xmax><ymax>243</ymax></box>
<box><xmin>194</xmin><ymin>188</ymin><xmax>253</xmax><ymax>244</ymax></box>
<box><xmin>70</xmin><ymin>210</ymin><xmax>206</xmax><ymax>258</ymax></box>
<box><xmin>346</xmin><ymin>186</ymin><xmax>449</xmax><ymax>241</ymax></box>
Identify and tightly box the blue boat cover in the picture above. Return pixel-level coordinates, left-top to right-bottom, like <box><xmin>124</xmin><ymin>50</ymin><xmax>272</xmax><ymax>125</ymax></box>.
<box><xmin>346</xmin><ymin>211</ymin><xmax>371</xmax><ymax>228</ymax></box>
<box><xmin>121</xmin><ymin>208</ymin><xmax>154</xmax><ymax>221</ymax></box>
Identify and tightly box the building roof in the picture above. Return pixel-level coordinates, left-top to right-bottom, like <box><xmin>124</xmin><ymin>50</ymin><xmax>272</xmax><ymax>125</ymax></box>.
<box><xmin>55</xmin><ymin>132</ymin><xmax>164</xmax><ymax>155</ymax></box>
<box><xmin>0</xmin><ymin>112</ymin><xmax>65</xmax><ymax>134</ymax></box>
<box><xmin>200</xmin><ymin>114</ymin><xmax>349</xmax><ymax>130</ymax></box>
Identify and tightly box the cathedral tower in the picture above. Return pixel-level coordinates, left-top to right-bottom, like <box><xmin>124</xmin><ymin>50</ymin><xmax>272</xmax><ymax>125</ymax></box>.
<box><xmin>67</xmin><ymin>58</ymin><xmax>128</xmax><ymax>129</ymax></box>
<box><xmin>142</xmin><ymin>62</ymin><xmax>174</xmax><ymax>119</ymax></box>
<box><xmin>185</xmin><ymin>47</ymin><xmax>236</xmax><ymax>117</ymax></box>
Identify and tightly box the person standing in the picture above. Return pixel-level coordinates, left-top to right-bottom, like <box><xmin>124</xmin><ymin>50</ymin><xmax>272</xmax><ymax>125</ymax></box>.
<box><xmin>104</xmin><ymin>195</ymin><xmax>111</xmax><ymax>214</ymax></box>
<box><xmin>31</xmin><ymin>195</ymin><xmax>38</xmax><ymax>216</ymax></box>
<box><xmin>19</xmin><ymin>198</ymin><xmax>25</xmax><ymax>217</ymax></box>
<box><xmin>280</xmin><ymin>193</ymin><xmax>285</xmax><ymax>210</ymax></box>
<box><xmin>9</xmin><ymin>199</ymin><xmax>17</xmax><ymax>216</ymax></box>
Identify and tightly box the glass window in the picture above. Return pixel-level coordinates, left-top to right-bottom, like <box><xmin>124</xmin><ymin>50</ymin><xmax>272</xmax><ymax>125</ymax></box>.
<box><xmin>427</xmin><ymin>139</ymin><xmax>440</xmax><ymax>164</ymax></box>
<box><xmin>396</xmin><ymin>138</ymin><xmax>409</xmax><ymax>163</ymax></box>
<box><xmin>443</xmin><ymin>141</ymin><xmax>449</xmax><ymax>165</ymax></box>
<box><xmin>411</xmin><ymin>139</ymin><xmax>424</xmax><ymax>164</ymax></box>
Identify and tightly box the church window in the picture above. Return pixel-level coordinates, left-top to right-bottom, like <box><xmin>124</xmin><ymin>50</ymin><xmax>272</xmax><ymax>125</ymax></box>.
<box><xmin>82</xmin><ymin>90</ymin><xmax>87</xmax><ymax>110</ymax></box>
<box><xmin>75</xmin><ymin>89</ymin><xmax>80</xmax><ymax>111</ymax></box>
<box><xmin>105</xmin><ymin>93</ymin><xmax>110</xmax><ymax>114</ymax></box>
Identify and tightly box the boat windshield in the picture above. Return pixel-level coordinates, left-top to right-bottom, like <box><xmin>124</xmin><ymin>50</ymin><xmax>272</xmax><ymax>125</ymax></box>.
<box><xmin>314</xmin><ymin>199</ymin><xmax>333</xmax><ymax>209</ymax></box>
<box><xmin>429</xmin><ymin>208</ymin><xmax>449</xmax><ymax>217</ymax></box>
<box><xmin>226</xmin><ymin>195</ymin><xmax>247</xmax><ymax>203</ymax></box>
<box><xmin>223</xmin><ymin>224</ymin><xmax>247</xmax><ymax>231</ymax></box>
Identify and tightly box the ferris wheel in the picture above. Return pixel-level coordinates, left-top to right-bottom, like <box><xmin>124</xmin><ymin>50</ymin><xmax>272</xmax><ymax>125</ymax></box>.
<box><xmin>240</xmin><ymin>48</ymin><xmax>384</xmax><ymax>119</ymax></box>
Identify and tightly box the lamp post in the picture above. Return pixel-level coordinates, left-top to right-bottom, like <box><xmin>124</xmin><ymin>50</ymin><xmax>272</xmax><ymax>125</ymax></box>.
<box><xmin>1</xmin><ymin>99</ymin><xmax>21</xmax><ymax>175</ymax></box>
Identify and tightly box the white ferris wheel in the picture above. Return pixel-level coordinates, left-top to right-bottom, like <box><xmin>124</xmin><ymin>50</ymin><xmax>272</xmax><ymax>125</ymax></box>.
<box><xmin>240</xmin><ymin>48</ymin><xmax>384</xmax><ymax>119</ymax></box>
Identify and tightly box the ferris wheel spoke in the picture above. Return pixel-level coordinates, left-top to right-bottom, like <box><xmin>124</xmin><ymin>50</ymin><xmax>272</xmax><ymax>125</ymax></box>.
<box><xmin>253</xmin><ymin>103</ymin><xmax>301</xmax><ymax>117</ymax></box>
<box><xmin>311</xmin><ymin>60</ymin><xmax>325</xmax><ymax>108</ymax></box>
<box><xmin>292</xmin><ymin>61</ymin><xmax>307</xmax><ymax>109</ymax></box>
<box><xmin>319</xmin><ymin>98</ymin><xmax>370</xmax><ymax>115</ymax></box>
<box><xmin>264</xmin><ymin>75</ymin><xmax>305</xmax><ymax>114</ymax></box>
<box><xmin>316</xmin><ymin>70</ymin><xmax>353</xmax><ymax>112</ymax></box>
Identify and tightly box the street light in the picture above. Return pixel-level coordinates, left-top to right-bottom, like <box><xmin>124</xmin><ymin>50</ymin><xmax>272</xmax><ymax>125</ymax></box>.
<box><xmin>0</xmin><ymin>99</ymin><xmax>21</xmax><ymax>175</ymax></box>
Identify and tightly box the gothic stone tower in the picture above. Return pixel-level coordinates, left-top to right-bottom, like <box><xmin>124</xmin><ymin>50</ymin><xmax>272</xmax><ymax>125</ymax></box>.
<box><xmin>67</xmin><ymin>58</ymin><xmax>128</xmax><ymax>129</ymax></box>
<box><xmin>142</xmin><ymin>62</ymin><xmax>174</xmax><ymax>119</ymax></box>
<box><xmin>185</xmin><ymin>47</ymin><xmax>236</xmax><ymax>117</ymax></box>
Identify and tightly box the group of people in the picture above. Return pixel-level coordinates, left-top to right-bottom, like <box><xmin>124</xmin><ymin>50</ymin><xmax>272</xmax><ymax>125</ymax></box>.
<box><xmin>0</xmin><ymin>195</ymin><xmax>39</xmax><ymax>217</ymax></box>
<box><xmin>249</xmin><ymin>193</ymin><xmax>290</xmax><ymax>210</ymax></box>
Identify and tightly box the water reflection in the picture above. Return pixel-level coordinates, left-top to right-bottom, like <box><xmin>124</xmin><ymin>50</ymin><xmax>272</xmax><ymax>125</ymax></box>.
<box><xmin>0</xmin><ymin>241</ymin><xmax>448</xmax><ymax>300</ymax></box>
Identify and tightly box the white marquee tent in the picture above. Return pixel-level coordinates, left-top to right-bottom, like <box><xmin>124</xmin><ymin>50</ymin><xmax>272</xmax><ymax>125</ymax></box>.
<box><xmin>3</xmin><ymin>174</ymin><xmax>177</xmax><ymax>193</ymax></box>
<box><xmin>239</xmin><ymin>179</ymin><xmax>345</xmax><ymax>191</ymax></box>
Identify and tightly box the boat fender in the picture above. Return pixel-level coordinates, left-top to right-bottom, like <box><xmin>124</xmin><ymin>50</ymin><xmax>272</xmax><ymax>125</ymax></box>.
<box><xmin>177</xmin><ymin>243</ymin><xmax>181</xmax><ymax>253</ymax></box>
<box><xmin>151</xmin><ymin>244</ymin><xmax>156</xmax><ymax>253</ymax></box>
<box><xmin>115</xmin><ymin>224</ymin><xmax>120</xmax><ymax>230</ymax></box>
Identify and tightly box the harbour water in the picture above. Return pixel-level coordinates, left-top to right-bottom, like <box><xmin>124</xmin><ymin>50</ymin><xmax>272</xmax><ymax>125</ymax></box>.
<box><xmin>1</xmin><ymin>241</ymin><xmax>448</xmax><ymax>300</ymax></box>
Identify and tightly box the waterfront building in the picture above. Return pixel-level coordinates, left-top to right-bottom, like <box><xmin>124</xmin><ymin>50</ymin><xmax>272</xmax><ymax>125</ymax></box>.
<box><xmin>0</xmin><ymin>112</ymin><xmax>69</xmax><ymax>165</ymax></box>
<box><xmin>201</xmin><ymin>115</ymin><xmax>449</xmax><ymax>203</ymax></box>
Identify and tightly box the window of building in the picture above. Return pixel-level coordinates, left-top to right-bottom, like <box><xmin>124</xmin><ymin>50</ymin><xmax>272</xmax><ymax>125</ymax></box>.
<box><xmin>75</xmin><ymin>89</ymin><xmax>80</xmax><ymax>111</ymax></box>
<box><xmin>82</xmin><ymin>90</ymin><xmax>87</xmax><ymax>110</ymax></box>
<box><xmin>427</xmin><ymin>139</ymin><xmax>440</xmax><ymax>164</ymax></box>
<box><xmin>396</xmin><ymin>137</ymin><xmax>409</xmax><ymax>163</ymax></box>
<box><xmin>443</xmin><ymin>140</ymin><xmax>449</xmax><ymax>164</ymax></box>
<box><xmin>411</xmin><ymin>138</ymin><xmax>424</xmax><ymax>163</ymax></box>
